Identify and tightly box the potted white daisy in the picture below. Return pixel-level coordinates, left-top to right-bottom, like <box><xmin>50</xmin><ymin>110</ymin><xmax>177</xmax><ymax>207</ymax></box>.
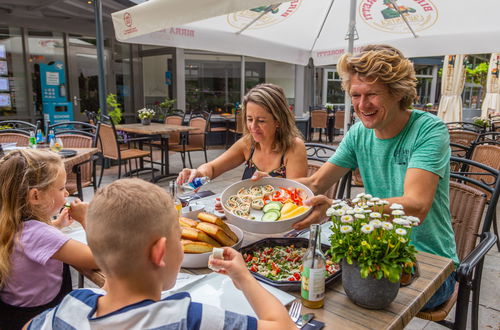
<box><xmin>327</xmin><ymin>193</ymin><xmax>419</xmax><ymax>309</ymax></box>
<box><xmin>137</xmin><ymin>108</ymin><xmax>155</xmax><ymax>125</ymax></box>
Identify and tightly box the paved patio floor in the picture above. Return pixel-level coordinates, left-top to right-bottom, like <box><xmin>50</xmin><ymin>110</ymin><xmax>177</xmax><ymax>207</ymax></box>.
<box><xmin>73</xmin><ymin>146</ymin><xmax>499</xmax><ymax>330</ymax></box>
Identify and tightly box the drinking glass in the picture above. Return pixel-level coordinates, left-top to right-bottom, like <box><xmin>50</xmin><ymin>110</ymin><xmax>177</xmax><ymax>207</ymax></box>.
<box><xmin>51</xmin><ymin>137</ymin><xmax>63</xmax><ymax>152</ymax></box>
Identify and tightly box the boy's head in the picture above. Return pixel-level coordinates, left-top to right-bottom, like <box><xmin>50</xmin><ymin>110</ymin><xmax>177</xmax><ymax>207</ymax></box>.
<box><xmin>87</xmin><ymin>178</ymin><xmax>182</xmax><ymax>289</ymax></box>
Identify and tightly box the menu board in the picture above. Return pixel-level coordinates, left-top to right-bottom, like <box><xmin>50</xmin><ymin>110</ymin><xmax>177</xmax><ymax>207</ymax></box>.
<box><xmin>0</xmin><ymin>77</ymin><xmax>8</xmax><ymax>91</ymax></box>
<box><xmin>0</xmin><ymin>93</ymin><xmax>11</xmax><ymax>107</ymax></box>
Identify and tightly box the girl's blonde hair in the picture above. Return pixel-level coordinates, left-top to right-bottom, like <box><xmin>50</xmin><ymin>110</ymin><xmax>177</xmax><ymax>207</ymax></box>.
<box><xmin>337</xmin><ymin>44</ymin><xmax>417</xmax><ymax>110</ymax></box>
<box><xmin>242</xmin><ymin>83</ymin><xmax>302</xmax><ymax>153</ymax></box>
<box><xmin>0</xmin><ymin>149</ymin><xmax>63</xmax><ymax>286</ymax></box>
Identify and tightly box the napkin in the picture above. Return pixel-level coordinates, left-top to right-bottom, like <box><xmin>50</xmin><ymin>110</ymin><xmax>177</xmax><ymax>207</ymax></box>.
<box><xmin>302</xmin><ymin>320</ymin><xmax>325</xmax><ymax>329</ymax></box>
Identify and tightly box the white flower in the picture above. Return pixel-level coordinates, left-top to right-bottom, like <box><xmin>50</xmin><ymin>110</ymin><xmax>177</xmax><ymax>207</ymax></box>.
<box><xmin>364</xmin><ymin>194</ymin><xmax>373</xmax><ymax>200</ymax></box>
<box><xmin>393</xmin><ymin>218</ymin><xmax>411</xmax><ymax>226</ymax></box>
<box><xmin>332</xmin><ymin>199</ymin><xmax>342</xmax><ymax>204</ymax></box>
<box><xmin>333</xmin><ymin>209</ymin><xmax>345</xmax><ymax>217</ymax></box>
<box><xmin>356</xmin><ymin>192</ymin><xmax>366</xmax><ymax>198</ymax></box>
<box><xmin>369</xmin><ymin>219</ymin><xmax>382</xmax><ymax>228</ymax></box>
<box><xmin>361</xmin><ymin>224</ymin><xmax>374</xmax><ymax>234</ymax></box>
<box><xmin>354</xmin><ymin>213</ymin><xmax>365</xmax><ymax>219</ymax></box>
<box><xmin>406</xmin><ymin>216</ymin><xmax>421</xmax><ymax>225</ymax></box>
<box><xmin>340</xmin><ymin>225</ymin><xmax>353</xmax><ymax>233</ymax></box>
<box><xmin>382</xmin><ymin>222</ymin><xmax>393</xmax><ymax>230</ymax></box>
<box><xmin>390</xmin><ymin>203</ymin><xmax>404</xmax><ymax>210</ymax></box>
<box><xmin>395</xmin><ymin>228</ymin><xmax>407</xmax><ymax>236</ymax></box>
<box><xmin>346</xmin><ymin>209</ymin><xmax>355</xmax><ymax>215</ymax></box>
<box><xmin>326</xmin><ymin>207</ymin><xmax>335</xmax><ymax>217</ymax></box>
<box><xmin>353</xmin><ymin>207</ymin><xmax>365</xmax><ymax>214</ymax></box>
<box><xmin>137</xmin><ymin>108</ymin><xmax>156</xmax><ymax>119</ymax></box>
<box><xmin>392</xmin><ymin>210</ymin><xmax>405</xmax><ymax>216</ymax></box>
<box><xmin>380</xmin><ymin>200</ymin><xmax>390</xmax><ymax>205</ymax></box>
<box><xmin>352</xmin><ymin>197</ymin><xmax>360</xmax><ymax>204</ymax></box>
<box><xmin>341</xmin><ymin>215</ymin><xmax>354</xmax><ymax>223</ymax></box>
<box><xmin>369</xmin><ymin>212</ymin><xmax>382</xmax><ymax>219</ymax></box>
<box><xmin>370</xmin><ymin>197</ymin><xmax>380</xmax><ymax>202</ymax></box>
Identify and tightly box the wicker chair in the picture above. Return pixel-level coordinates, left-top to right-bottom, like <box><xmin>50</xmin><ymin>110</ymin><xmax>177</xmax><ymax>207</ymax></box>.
<box><xmin>48</xmin><ymin>121</ymin><xmax>100</xmax><ymax>200</ymax></box>
<box><xmin>417</xmin><ymin>157</ymin><xmax>499</xmax><ymax>330</ymax></box>
<box><xmin>332</xmin><ymin>110</ymin><xmax>345</xmax><ymax>140</ymax></box>
<box><xmin>227</xmin><ymin>111</ymin><xmax>244</xmax><ymax>147</ymax></box>
<box><xmin>170</xmin><ymin>111</ymin><xmax>210</xmax><ymax>168</ymax></box>
<box><xmin>309</xmin><ymin>109</ymin><xmax>328</xmax><ymax>142</ymax></box>
<box><xmin>449</xmin><ymin>130</ymin><xmax>479</xmax><ymax>158</ymax></box>
<box><xmin>0</xmin><ymin>132</ymin><xmax>30</xmax><ymax>147</ymax></box>
<box><xmin>97</xmin><ymin>116</ymin><xmax>155</xmax><ymax>181</ymax></box>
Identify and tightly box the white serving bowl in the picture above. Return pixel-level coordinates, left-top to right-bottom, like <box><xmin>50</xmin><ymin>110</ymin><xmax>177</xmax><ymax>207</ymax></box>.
<box><xmin>181</xmin><ymin>223</ymin><xmax>244</xmax><ymax>269</ymax></box>
<box><xmin>221</xmin><ymin>177</ymin><xmax>314</xmax><ymax>234</ymax></box>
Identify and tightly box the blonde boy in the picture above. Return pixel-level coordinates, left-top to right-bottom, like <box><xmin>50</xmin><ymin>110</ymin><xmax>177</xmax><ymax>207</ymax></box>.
<box><xmin>27</xmin><ymin>178</ymin><xmax>295</xmax><ymax>329</ymax></box>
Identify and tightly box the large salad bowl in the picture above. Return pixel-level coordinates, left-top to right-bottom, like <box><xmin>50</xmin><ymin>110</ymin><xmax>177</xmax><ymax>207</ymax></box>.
<box><xmin>221</xmin><ymin>177</ymin><xmax>314</xmax><ymax>234</ymax></box>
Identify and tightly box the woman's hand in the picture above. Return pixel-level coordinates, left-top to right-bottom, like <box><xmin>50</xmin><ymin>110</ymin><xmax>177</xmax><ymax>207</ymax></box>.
<box><xmin>214</xmin><ymin>197</ymin><xmax>223</xmax><ymax>212</ymax></box>
<box><xmin>208</xmin><ymin>247</ymin><xmax>253</xmax><ymax>291</ymax></box>
<box><xmin>292</xmin><ymin>195</ymin><xmax>332</xmax><ymax>230</ymax></box>
<box><xmin>250</xmin><ymin>170</ymin><xmax>270</xmax><ymax>181</ymax></box>
<box><xmin>176</xmin><ymin>168</ymin><xmax>201</xmax><ymax>185</ymax></box>
<box><xmin>52</xmin><ymin>208</ymin><xmax>74</xmax><ymax>229</ymax></box>
<box><xmin>68</xmin><ymin>199</ymin><xmax>89</xmax><ymax>229</ymax></box>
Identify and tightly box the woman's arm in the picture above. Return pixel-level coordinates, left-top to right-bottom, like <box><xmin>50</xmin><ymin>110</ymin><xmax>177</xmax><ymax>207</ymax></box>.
<box><xmin>284</xmin><ymin>138</ymin><xmax>308</xmax><ymax>179</ymax></box>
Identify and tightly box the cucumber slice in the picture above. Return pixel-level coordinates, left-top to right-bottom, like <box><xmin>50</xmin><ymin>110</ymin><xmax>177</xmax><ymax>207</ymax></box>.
<box><xmin>265</xmin><ymin>209</ymin><xmax>281</xmax><ymax>218</ymax></box>
<box><xmin>263</xmin><ymin>201</ymin><xmax>282</xmax><ymax>213</ymax></box>
<box><xmin>261</xmin><ymin>211</ymin><xmax>280</xmax><ymax>222</ymax></box>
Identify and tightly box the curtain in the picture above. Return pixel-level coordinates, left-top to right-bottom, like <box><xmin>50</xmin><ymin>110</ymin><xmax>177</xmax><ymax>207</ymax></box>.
<box><xmin>481</xmin><ymin>53</ymin><xmax>500</xmax><ymax>117</ymax></box>
<box><xmin>438</xmin><ymin>55</ymin><xmax>467</xmax><ymax>123</ymax></box>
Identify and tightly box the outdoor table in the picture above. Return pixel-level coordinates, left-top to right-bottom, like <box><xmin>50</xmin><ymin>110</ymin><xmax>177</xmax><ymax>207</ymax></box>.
<box><xmin>61</xmin><ymin>147</ymin><xmax>99</xmax><ymax>173</ymax></box>
<box><xmin>116</xmin><ymin>123</ymin><xmax>197</xmax><ymax>182</ymax></box>
<box><xmin>76</xmin><ymin>194</ymin><xmax>454</xmax><ymax>330</ymax></box>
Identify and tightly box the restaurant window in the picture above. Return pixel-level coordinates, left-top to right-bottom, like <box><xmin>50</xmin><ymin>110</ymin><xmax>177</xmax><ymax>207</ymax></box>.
<box><xmin>27</xmin><ymin>29</ymin><xmax>65</xmax><ymax>115</ymax></box>
<box><xmin>246</xmin><ymin>56</ymin><xmax>295</xmax><ymax>108</ymax></box>
<box><xmin>415</xmin><ymin>65</ymin><xmax>434</xmax><ymax>106</ymax></box>
<box><xmin>185</xmin><ymin>53</ymin><xmax>241</xmax><ymax>113</ymax></box>
<box><xmin>142</xmin><ymin>53</ymin><xmax>173</xmax><ymax>106</ymax></box>
<box><xmin>323</xmin><ymin>69</ymin><xmax>343</xmax><ymax>105</ymax></box>
<box><xmin>0</xmin><ymin>26</ymin><xmax>28</xmax><ymax>117</ymax></box>
<box><xmin>114</xmin><ymin>42</ymin><xmax>133</xmax><ymax>115</ymax></box>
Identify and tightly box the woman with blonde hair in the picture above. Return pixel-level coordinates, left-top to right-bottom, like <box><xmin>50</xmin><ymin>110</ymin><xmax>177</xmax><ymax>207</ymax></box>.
<box><xmin>178</xmin><ymin>83</ymin><xmax>307</xmax><ymax>184</ymax></box>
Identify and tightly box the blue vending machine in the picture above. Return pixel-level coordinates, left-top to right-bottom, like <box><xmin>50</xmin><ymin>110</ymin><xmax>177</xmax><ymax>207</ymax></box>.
<box><xmin>40</xmin><ymin>61</ymin><xmax>73</xmax><ymax>128</ymax></box>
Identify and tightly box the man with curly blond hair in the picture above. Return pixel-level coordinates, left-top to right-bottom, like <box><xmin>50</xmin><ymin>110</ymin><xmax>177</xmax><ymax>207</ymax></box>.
<box><xmin>292</xmin><ymin>45</ymin><xmax>458</xmax><ymax>310</ymax></box>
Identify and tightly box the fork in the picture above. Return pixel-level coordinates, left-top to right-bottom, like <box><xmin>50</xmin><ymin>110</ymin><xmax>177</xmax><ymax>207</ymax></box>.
<box><xmin>288</xmin><ymin>300</ymin><xmax>302</xmax><ymax>324</ymax></box>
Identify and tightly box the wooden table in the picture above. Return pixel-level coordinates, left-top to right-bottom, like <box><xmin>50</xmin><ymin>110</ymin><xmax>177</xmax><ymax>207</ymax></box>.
<box><xmin>116</xmin><ymin>123</ymin><xmax>197</xmax><ymax>182</ymax></box>
<box><xmin>62</xmin><ymin>147</ymin><xmax>98</xmax><ymax>172</ymax></box>
<box><xmin>81</xmin><ymin>233</ymin><xmax>453</xmax><ymax>330</ymax></box>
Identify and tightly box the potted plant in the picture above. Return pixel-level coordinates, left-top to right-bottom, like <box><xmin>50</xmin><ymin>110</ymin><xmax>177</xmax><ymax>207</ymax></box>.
<box><xmin>472</xmin><ymin>116</ymin><xmax>491</xmax><ymax>129</ymax></box>
<box><xmin>159</xmin><ymin>98</ymin><xmax>177</xmax><ymax>115</ymax></box>
<box><xmin>137</xmin><ymin>108</ymin><xmax>156</xmax><ymax>125</ymax></box>
<box><xmin>327</xmin><ymin>193</ymin><xmax>418</xmax><ymax>309</ymax></box>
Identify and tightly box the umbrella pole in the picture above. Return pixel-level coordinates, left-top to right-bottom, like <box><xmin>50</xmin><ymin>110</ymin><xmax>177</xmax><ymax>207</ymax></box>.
<box><xmin>343</xmin><ymin>0</ymin><xmax>357</xmax><ymax>133</ymax></box>
<box><xmin>94</xmin><ymin>0</ymin><xmax>107</xmax><ymax>116</ymax></box>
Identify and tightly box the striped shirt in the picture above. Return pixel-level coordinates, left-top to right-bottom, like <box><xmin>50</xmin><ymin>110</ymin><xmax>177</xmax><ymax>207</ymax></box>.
<box><xmin>28</xmin><ymin>289</ymin><xmax>257</xmax><ymax>330</ymax></box>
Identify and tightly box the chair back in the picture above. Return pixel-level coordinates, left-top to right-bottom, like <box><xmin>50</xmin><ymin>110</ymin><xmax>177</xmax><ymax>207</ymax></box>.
<box><xmin>164</xmin><ymin>114</ymin><xmax>184</xmax><ymax>145</ymax></box>
<box><xmin>48</xmin><ymin>121</ymin><xmax>97</xmax><ymax>141</ymax></box>
<box><xmin>96</xmin><ymin>121</ymin><xmax>120</xmax><ymax>159</ymax></box>
<box><xmin>0</xmin><ymin>133</ymin><xmax>30</xmax><ymax>147</ymax></box>
<box><xmin>186</xmin><ymin>111</ymin><xmax>210</xmax><ymax>148</ymax></box>
<box><xmin>235</xmin><ymin>111</ymin><xmax>244</xmax><ymax>134</ymax></box>
<box><xmin>446</xmin><ymin>121</ymin><xmax>486</xmax><ymax>133</ymax></box>
<box><xmin>334</xmin><ymin>111</ymin><xmax>345</xmax><ymax>130</ymax></box>
<box><xmin>449</xmin><ymin>181</ymin><xmax>487</xmax><ymax>260</ymax></box>
<box><xmin>0</xmin><ymin>120</ymin><xmax>38</xmax><ymax>135</ymax></box>
<box><xmin>310</xmin><ymin>110</ymin><xmax>327</xmax><ymax>129</ymax></box>
<box><xmin>449</xmin><ymin>130</ymin><xmax>478</xmax><ymax>157</ymax></box>
<box><xmin>58</xmin><ymin>133</ymin><xmax>93</xmax><ymax>186</ymax></box>
<box><xmin>469</xmin><ymin>144</ymin><xmax>500</xmax><ymax>198</ymax></box>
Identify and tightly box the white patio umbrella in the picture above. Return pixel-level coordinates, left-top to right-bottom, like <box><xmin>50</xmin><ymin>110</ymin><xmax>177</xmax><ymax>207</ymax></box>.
<box><xmin>437</xmin><ymin>55</ymin><xmax>466</xmax><ymax>123</ymax></box>
<box><xmin>113</xmin><ymin>0</ymin><xmax>500</xmax><ymax>129</ymax></box>
<box><xmin>481</xmin><ymin>54</ymin><xmax>500</xmax><ymax>117</ymax></box>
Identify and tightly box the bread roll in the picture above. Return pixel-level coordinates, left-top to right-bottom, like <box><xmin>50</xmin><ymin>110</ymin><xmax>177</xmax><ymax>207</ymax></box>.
<box><xmin>197</xmin><ymin>212</ymin><xmax>238</xmax><ymax>242</ymax></box>
<box><xmin>182</xmin><ymin>240</ymin><xmax>214</xmax><ymax>254</ymax></box>
<box><xmin>179</xmin><ymin>217</ymin><xmax>198</xmax><ymax>228</ymax></box>
<box><xmin>196</xmin><ymin>222</ymin><xmax>236</xmax><ymax>246</ymax></box>
<box><xmin>181</xmin><ymin>227</ymin><xmax>221</xmax><ymax>247</ymax></box>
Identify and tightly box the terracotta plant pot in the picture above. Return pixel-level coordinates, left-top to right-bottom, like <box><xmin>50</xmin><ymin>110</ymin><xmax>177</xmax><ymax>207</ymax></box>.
<box><xmin>341</xmin><ymin>259</ymin><xmax>400</xmax><ymax>309</ymax></box>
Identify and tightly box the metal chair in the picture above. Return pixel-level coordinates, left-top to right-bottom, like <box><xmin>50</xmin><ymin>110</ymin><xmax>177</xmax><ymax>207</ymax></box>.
<box><xmin>226</xmin><ymin>111</ymin><xmax>244</xmax><ymax>147</ymax></box>
<box><xmin>48</xmin><ymin>121</ymin><xmax>100</xmax><ymax>200</ymax></box>
<box><xmin>309</xmin><ymin>109</ymin><xmax>328</xmax><ymax>142</ymax></box>
<box><xmin>332</xmin><ymin>110</ymin><xmax>345</xmax><ymax>141</ymax></box>
<box><xmin>0</xmin><ymin>120</ymin><xmax>39</xmax><ymax>135</ymax></box>
<box><xmin>446</xmin><ymin>122</ymin><xmax>486</xmax><ymax>133</ymax></box>
<box><xmin>417</xmin><ymin>157</ymin><xmax>499</xmax><ymax>330</ymax></box>
<box><xmin>170</xmin><ymin>111</ymin><xmax>210</xmax><ymax>168</ymax></box>
<box><xmin>449</xmin><ymin>130</ymin><xmax>479</xmax><ymax>158</ymax></box>
<box><xmin>96</xmin><ymin>115</ymin><xmax>155</xmax><ymax>181</ymax></box>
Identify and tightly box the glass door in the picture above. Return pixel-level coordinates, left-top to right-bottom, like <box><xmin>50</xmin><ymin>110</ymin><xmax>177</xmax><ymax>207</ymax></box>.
<box><xmin>68</xmin><ymin>46</ymin><xmax>110</xmax><ymax>121</ymax></box>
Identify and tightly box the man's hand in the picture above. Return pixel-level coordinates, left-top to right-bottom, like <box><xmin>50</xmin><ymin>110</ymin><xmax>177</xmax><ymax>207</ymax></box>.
<box><xmin>292</xmin><ymin>195</ymin><xmax>332</xmax><ymax>230</ymax></box>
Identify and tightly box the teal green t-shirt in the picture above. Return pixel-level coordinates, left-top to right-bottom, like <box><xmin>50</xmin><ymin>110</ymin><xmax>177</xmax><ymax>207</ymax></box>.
<box><xmin>329</xmin><ymin>110</ymin><xmax>459</xmax><ymax>265</ymax></box>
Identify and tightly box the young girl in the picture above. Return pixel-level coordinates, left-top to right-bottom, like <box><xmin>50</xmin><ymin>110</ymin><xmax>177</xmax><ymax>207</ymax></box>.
<box><xmin>0</xmin><ymin>149</ymin><xmax>96</xmax><ymax>329</ymax></box>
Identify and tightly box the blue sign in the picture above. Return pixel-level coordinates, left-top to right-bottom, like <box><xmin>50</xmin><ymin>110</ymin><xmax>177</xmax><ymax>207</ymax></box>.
<box><xmin>165</xmin><ymin>71</ymin><xmax>172</xmax><ymax>85</ymax></box>
<box><xmin>40</xmin><ymin>62</ymin><xmax>67</xmax><ymax>103</ymax></box>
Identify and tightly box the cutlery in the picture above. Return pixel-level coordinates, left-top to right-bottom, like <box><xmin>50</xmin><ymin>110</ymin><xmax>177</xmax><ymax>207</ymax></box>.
<box><xmin>288</xmin><ymin>300</ymin><xmax>302</xmax><ymax>324</ymax></box>
<box><xmin>296</xmin><ymin>313</ymin><xmax>315</xmax><ymax>328</ymax></box>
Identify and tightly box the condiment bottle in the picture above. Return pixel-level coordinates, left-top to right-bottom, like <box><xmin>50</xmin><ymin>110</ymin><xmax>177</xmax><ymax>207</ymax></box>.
<box><xmin>29</xmin><ymin>131</ymin><xmax>36</xmax><ymax>148</ymax></box>
<box><xmin>169</xmin><ymin>181</ymin><xmax>182</xmax><ymax>217</ymax></box>
<box><xmin>181</xmin><ymin>176</ymin><xmax>211</xmax><ymax>191</ymax></box>
<box><xmin>301</xmin><ymin>224</ymin><xmax>325</xmax><ymax>308</ymax></box>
